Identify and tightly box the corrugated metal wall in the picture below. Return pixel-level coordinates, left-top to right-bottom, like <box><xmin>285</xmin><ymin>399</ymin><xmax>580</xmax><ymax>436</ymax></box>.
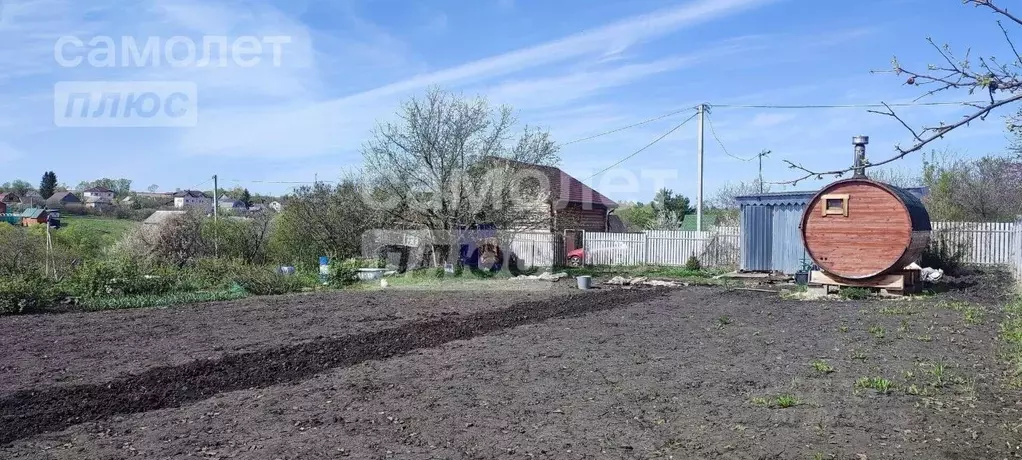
<box><xmin>770</xmin><ymin>204</ymin><xmax>810</xmax><ymax>274</ymax></box>
<box><xmin>737</xmin><ymin>192</ymin><xmax>812</xmax><ymax>274</ymax></box>
<box><xmin>740</xmin><ymin>206</ymin><xmax>772</xmax><ymax>271</ymax></box>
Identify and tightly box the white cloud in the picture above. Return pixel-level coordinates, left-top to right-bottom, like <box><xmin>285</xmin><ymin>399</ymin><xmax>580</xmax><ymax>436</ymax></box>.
<box><xmin>179</xmin><ymin>0</ymin><xmax>777</xmax><ymax>158</ymax></box>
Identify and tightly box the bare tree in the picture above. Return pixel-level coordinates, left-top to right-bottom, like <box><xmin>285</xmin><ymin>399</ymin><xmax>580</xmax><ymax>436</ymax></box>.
<box><xmin>861</xmin><ymin>166</ymin><xmax>922</xmax><ymax>188</ymax></box>
<box><xmin>709</xmin><ymin>179</ymin><xmax>770</xmax><ymax>226</ymax></box>
<box><xmin>360</xmin><ymin>88</ymin><xmax>559</xmax><ymax>256</ymax></box>
<box><xmin>922</xmin><ymin>152</ymin><xmax>1022</xmax><ymax>221</ymax></box>
<box><xmin>777</xmin><ymin>1</ymin><xmax>1022</xmax><ymax>184</ymax></box>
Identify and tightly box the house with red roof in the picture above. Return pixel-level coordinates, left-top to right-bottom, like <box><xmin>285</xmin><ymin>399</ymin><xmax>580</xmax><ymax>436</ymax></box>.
<box><xmin>500</xmin><ymin>159</ymin><xmax>619</xmax><ymax>233</ymax></box>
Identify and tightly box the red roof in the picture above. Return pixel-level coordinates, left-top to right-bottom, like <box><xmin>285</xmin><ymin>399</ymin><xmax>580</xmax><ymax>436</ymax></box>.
<box><xmin>500</xmin><ymin>159</ymin><xmax>618</xmax><ymax>209</ymax></box>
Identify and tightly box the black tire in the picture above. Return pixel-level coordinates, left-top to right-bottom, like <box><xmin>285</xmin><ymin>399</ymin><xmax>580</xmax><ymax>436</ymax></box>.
<box><xmin>567</xmin><ymin>255</ymin><xmax>583</xmax><ymax>267</ymax></box>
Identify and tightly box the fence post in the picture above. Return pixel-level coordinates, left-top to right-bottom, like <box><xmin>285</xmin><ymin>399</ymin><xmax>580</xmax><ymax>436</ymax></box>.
<box><xmin>642</xmin><ymin>232</ymin><xmax>649</xmax><ymax>265</ymax></box>
<box><xmin>1015</xmin><ymin>218</ymin><xmax>1022</xmax><ymax>280</ymax></box>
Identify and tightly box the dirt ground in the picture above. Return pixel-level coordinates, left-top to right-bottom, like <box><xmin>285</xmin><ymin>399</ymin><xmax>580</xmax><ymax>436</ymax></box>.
<box><xmin>1</xmin><ymin>282</ymin><xmax>1021</xmax><ymax>459</ymax></box>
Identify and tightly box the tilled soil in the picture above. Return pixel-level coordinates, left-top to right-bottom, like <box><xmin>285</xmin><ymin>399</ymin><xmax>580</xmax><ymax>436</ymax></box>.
<box><xmin>0</xmin><ymin>288</ymin><xmax>575</xmax><ymax>395</ymax></box>
<box><xmin>2</xmin><ymin>287</ymin><xmax>1021</xmax><ymax>459</ymax></box>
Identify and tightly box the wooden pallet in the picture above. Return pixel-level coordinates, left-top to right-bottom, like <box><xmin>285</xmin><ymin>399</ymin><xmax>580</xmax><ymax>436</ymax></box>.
<box><xmin>809</xmin><ymin>269</ymin><xmax>922</xmax><ymax>296</ymax></box>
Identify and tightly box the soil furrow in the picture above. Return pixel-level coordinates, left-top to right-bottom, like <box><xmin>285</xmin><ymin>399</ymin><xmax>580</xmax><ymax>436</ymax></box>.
<box><xmin>0</xmin><ymin>287</ymin><xmax>666</xmax><ymax>445</ymax></box>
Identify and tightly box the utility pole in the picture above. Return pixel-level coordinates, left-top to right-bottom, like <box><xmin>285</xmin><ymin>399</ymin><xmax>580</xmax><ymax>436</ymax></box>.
<box><xmin>212</xmin><ymin>174</ymin><xmax>219</xmax><ymax>257</ymax></box>
<box><xmin>212</xmin><ymin>174</ymin><xmax>219</xmax><ymax>222</ymax></box>
<box><xmin>696</xmin><ymin>104</ymin><xmax>705</xmax><ymax>232</ymax></box>
<box><xmin>757</xmin><ymin>149</ymin><xmax>770</xmax><ymax>194</ymax></box>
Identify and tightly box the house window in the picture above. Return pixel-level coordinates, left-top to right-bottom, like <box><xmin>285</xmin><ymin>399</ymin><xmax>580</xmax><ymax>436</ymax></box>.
<box><xmin>821</xmin><ymin>194</ymin><xmax>849</xmax><ymax>217</ymax></box>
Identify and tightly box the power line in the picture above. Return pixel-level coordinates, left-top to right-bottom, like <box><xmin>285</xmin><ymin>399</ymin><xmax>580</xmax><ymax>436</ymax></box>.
<box><xmin>561</xmin><ymin>106</ymin><xmax>698</xmax><ymax>146</ymax></box>
<box><xmin>704</xmin><ymin>110</ymin><xmax>758</xmax><ymax>162</ymax></box>
<box><xmin>579</xmin><ymin>111</ymin><xmax>699</xmax><ymax>183</ymax></box>
<box><xmin>226</xmin><ymin>179</ymin><xmax>337</xmax><ymax>185</ymax></box>
<box><xmin>709</xmin><ymin>100</ymin><xmax>986</xmax><ymax>109</ymax></box>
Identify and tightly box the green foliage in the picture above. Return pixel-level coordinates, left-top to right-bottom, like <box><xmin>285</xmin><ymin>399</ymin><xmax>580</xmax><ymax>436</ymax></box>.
<box><xmin>0</xmin><ymin>179</ymin><xmax>34</xmax><ymax>196</ymax></box>
<box><xmin>839</xmin><ymin>287</ymin><xmax>871</xmax><ymax>300</ymax></box>
<box><xmin>81</xmin><ymin>290</ymin><xmax>248</xmax><ymax>311</ymax></box>
<box><xmin>329</xmin><ymin>258</ymin><xmax>365</xmax><ymax>286</ymax></box>
<box><xmin>855</xmin><ymin>377</ymin><xmax>894</xmax><ymax>394</ymax></box>
<box><xmin>810</xmin><ymin>360</ymin><xmax>835</xmax><ymax>374</ymax></box>
<box><xmin>684</xmin><ymin>255</ymin><xmax>702</xmax><ymax>271</ymax></box>
<box><xmin>0</xmin><ymin>274</ymin><xmax>60</xmax><ymax>314</ymax></box>
<box><xmin>232</xmin><ymin>266</ymin><xmax>307</xmax><ymax>295</ymax></box>
<box><xmin>652</xmin><ymin>188</ymin><xmax>694</xmax><ymax>216</ymax></box>
<box><xmin>200</xmin><ymin>216</ymin><xmax>273</xmax><ymax>264</ymax></box>
<box><xmin>269</xmin><ymin>181</ymin><xmax>389</xmax><ymax>269</ymax></box>
<box><xmin>75</xmin><ymin>178</ymin><xmax>132</xmax><ymax>196</ymax></box>
<box><xmin>39</xmin><ymin>171</ymin><xmax>57</xmax><ymax>200</ymax></box>
<box><xmin>921</xmin><ymin>151</ymin><xmax>1022</xmax><ymax>222</ymax></box>
<box><xmin>921</xmin><ymin>236</ymin><xmax>968</xmax><ymax>275</ymax></box>
<box><xmin>614</xmin><ymin>203</ymin><xmax>656</xmax><ymax>231</ymax></box>
<box><xmin>67</xmin><ymin>260</ymin><xmax>176</xmax><ymax>298</ymax></box>
<box><xmin>774</xmin><ymin>395</ymin><xmax>800</xmax><ymax>408</ymax></box>
<box><xmin>1000</xmin><ymin>298</ymin><xmax>1022</xmax><ymax>387</ymax></box>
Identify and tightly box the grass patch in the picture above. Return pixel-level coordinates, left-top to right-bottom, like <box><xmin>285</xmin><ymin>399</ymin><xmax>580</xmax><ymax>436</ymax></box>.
<box><xmin>810</xmin><ymin>360</ymin><xmax>835</xmax><ymax>374</ymax></box>
<box><xmin>716</xmin><ymin>315</ymin><xmax>732</xmax><ymax>328</ymax></box>
<box><xmin>1001</xmin><ymin>297</ymin><xmax>1022</xmax><ymax>387</ymax></box>
<box><xmin>855</xmin><ymin>376</ymin><xmax>895</xmax><ymax>394</ymax></box>
<box><xmin>868</xmin><ymin>326</ymin><xmax>886</xmax><ymax>339</ymax></box>
<box><xmin>61</xmin><ymin>216</ymin><xmax>139</xmax><ymax>244</ymax></box>
<box><xmin>561</xmin><ymin>264</ymin><xmax>725</xmax><ymax>284</ymax></box>
<box><xmin>750</xmin><ymin>394</ymin><xmax>800</xmax><ymax>408</ymax></box>
<box><xmin>81</xmin><ymin>290</ymin><xmax>248</xmax><ymax>311</ymax></box>
<box><xmin>839</xmin><ymin>287</ymin><xmax>871</xmax><ymax>300</ymax></box>
<box><xmin>937</xmin><ymin>299</ymin><xmax>987</xmax><ymax>325</ymax></box>
<box><xmin>774</xmin><ymin>394</ymin><xmax>800</xmax><ymax>408</ymax></box>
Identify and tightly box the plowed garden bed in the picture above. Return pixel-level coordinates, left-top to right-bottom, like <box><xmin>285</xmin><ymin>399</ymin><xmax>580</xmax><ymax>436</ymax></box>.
<box><xmin>1</xmin><ymin>285</ymin><xmax>1020</xmax><ymax>459</ymax></box>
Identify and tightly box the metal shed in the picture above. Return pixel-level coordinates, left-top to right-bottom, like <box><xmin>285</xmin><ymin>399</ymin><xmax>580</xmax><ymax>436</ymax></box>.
<box><xmin>736</xmin><ymin>187</ymin><xmax>929</xmax><ymax>274</ymax></box>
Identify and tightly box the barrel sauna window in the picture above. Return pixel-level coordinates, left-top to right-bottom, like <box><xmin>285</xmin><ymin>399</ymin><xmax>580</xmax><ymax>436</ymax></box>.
<box><xmin>821</xmin><ymin>194</ymin><xmax>849</xmax><ymax>217</ymax></box>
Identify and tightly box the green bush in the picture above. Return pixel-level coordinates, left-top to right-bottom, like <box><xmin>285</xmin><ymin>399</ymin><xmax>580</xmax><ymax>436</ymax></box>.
<box><xmin>922</xmin><ymin>237</ymin><xmax>968</xmax><ymax>275</ymax></box>
<box><xmin>0</xmin><ymin>275</ymin><xmax>60</xmax><ymax>315</ymax></box>
<box><xmin>233</xmin><ymin>266</ymin><xmax>306</xmax><ymax>295</ymax></box>
<box><xmin>329</xmin><ymin>258</ymin><xmax>365</xmax><ymax>286</ymax></box>
<box><xmin>183</xmin><ymin>258</ymin><xmax>252</xmax><ymax>291</ymax></box>
<box><xmin>684</xmin><ymin>255</ymin><xmax>702</xmax><ymax>271</ymax></box>
<box><xmin>66</xmin><ymin>260</ymin><xmax>177</xmax><ymax>298</ymax></box>
<box><xmin>839</xmin><ymin>287</ymin><xmax>871</xmax><ymax>300</ymax></box>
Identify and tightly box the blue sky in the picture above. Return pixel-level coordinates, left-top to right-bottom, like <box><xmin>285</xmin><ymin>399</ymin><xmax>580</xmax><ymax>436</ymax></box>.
<box><xmin>0</xmin><ymin>0</ymin><xmax>1017</xmax><ymax>200</ymax></box>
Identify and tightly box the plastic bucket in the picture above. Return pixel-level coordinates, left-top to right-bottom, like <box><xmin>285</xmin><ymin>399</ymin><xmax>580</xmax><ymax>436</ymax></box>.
<box><xmin>576</xmin><ymin>275</ymin><xmax>592</xmax><ymax>290</ymax></box>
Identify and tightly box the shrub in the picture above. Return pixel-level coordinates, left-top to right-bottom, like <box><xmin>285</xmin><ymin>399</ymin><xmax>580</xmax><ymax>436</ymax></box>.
<box><xmin>0</xmin><ymin>275</ymin><xmax>60</xmax><ymax>315</ymax></box>
<box><xmin>233</xmin><ymin>266</ymin><xmax>306</xmax><ymax>295</ymax></box>
<box><xmin>66</xmin><ymin>260</ymin><xmax>177</xmax><ymax>298</ymax></box>
<box><xmin>839</xmin><ymin>287</ymin><xmax>871</xmax><ymax>300</ymax></box>
<box><xmin>921</xmin><ymin>236</ymin><xmax>968</xmax><ymax>274</ymax></box>
<box><xmin>684</xmin><ymin>255</ymin><xmax>702</xmax><ymax>271</ymax></box>
<box><xmin>184</xmin><ymin>258</ymin><xmax>251</xmax><ymax>291</ymax></box>
<box><xmin>329</xmin><ymin>258</ymin><xmax>365</xmax><ymax>286</ymax></box>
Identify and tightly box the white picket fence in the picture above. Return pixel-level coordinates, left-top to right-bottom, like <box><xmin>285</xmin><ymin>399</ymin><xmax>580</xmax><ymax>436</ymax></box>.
<box><xmin>364</xmin><ymin>221</ymin><xmax>1022</xmax><ymax>277</ymax></box>
<box><xmin>579</xmin><ymin>221</ymin><xmax>1022</xmax><ymax>278</ymax></box>
<box><xmin>583</xmin><ymin>228</ymin><xmax>741</xmax><ymax>268</ymax></box>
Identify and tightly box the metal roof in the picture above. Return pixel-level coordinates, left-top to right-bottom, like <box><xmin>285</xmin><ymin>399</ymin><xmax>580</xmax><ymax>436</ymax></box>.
<box><xmin>736</xmin><ymin>186</ymin><xmax>929</xmax><ymax>207</ymax></box>
<box><xmin>735</xmin><ymin>190</ymin><xmax>816</xmax><ymax>206</ymax></box>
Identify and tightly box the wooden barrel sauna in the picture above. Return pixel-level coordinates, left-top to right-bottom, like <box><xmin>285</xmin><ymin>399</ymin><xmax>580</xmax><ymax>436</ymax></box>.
<box><xmin>799</xmin><ymin>178</ymin><xmax>931</xmax><ymax>280</ymax></box>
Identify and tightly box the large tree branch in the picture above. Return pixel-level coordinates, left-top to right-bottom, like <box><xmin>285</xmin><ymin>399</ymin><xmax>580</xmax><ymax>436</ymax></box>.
<box><xmin>771</xmin><ymin>0</ymin><xmax>1022</xmax><ymax>185</ymax></box>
